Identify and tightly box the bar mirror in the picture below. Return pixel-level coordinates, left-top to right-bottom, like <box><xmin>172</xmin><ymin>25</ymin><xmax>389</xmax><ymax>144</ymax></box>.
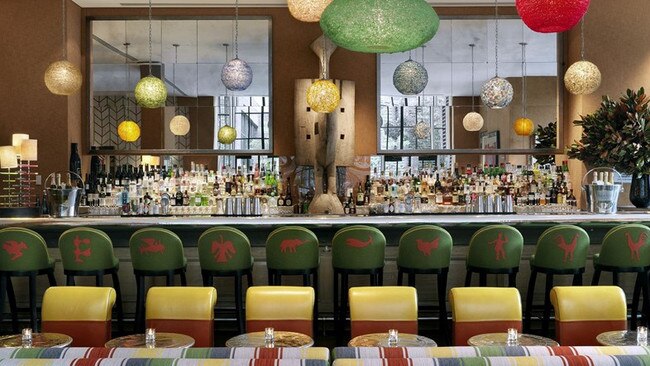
<box><xmin>378</xmin><ymin>17</ymin><xmax>561</xmax><ymax>164</ymax></box>
<box><xmin>89</xmin><ymin>18</ymin><xmax>272</xmax><ymax>156</ymax></box>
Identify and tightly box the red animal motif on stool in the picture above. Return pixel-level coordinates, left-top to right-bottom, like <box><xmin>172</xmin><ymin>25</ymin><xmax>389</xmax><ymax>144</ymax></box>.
<box><xmin>416</xmin><ymin>237</ymin><xmax>440</xmax><ymax>256</ymax></box>
<box><xmin>140</xmin><ymin>238</ymin><xmax>165</xmax><ymax>254</ymax></box>
<box><xmin>556</xmin><ymin>234</ymin><xmax>578</xmax><ymax>263</ymax></box>
<box><xmin>346</xmin><ymin>236</ymin><xmax>372</xmax><ymax>248</ymax></box>
<box><xmin>489</xmin><ymin>233</ymin><xmax>508</xmax><ymax>261</ymax></box>
<box><xmin>626</xmin><ymin>232</ymin><xmax>648</xmax><ymax>261</ymax></box>
<box><xmin>73</xmin><ymin>236</ymin><xmax>92</xmax><ymax>263</ymax></box>
<box><xmin>280</xmin><ymin>239</ymin><xmax>307</xmax><ymax>253</ymax></box>
<box><xmin>211</xmin><ymin>235</ymin><xmax>236</xmax><ymax>263</ymax></box>
<box><xmin>2</xmin><ymin>241</ymin><xmax>27</xmax><ymax>261</ymax></box>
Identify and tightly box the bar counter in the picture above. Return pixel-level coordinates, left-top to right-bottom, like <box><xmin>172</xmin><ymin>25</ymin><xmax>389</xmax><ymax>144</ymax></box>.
<box><xmin>1</xmin><ymin>212</ymin><xmax>649</xmax><ymax>316</ymax></box>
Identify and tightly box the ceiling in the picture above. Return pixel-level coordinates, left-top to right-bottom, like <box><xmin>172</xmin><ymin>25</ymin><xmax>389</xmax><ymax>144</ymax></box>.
<box><xmin>73</xmin><ymin>0</ymin><xmax>514</xmax><ymax>7</ymax></box>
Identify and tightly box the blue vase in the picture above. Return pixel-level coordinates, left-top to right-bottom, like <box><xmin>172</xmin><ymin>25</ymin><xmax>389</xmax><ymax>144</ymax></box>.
<box><xmin>630</xmin><ymin>173</ymin><xmax>650</xmax><ymax>208</ymax></box>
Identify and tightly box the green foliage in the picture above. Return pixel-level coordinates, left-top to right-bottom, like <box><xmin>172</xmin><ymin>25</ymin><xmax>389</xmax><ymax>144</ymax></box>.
<box><xmin>534</xmin><ymin>121</ymin><xmax>557</xmax><ymax>165</ymax></box>
<box><xmin>567</xmin><ymin>88</ymin><xmax>650</xmax><ymax>175</ymax></box>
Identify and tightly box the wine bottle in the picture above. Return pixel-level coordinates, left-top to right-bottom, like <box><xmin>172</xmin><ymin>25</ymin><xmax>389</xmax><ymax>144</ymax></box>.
<box><xmin>69</xmin><ymin>143</ymin><xmax>82</xmax><ymax>184</ymax></box>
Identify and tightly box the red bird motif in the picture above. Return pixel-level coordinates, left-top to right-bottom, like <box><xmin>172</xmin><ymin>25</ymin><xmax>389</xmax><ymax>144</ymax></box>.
<box><xmin>73</xmin><ymin>236</ymin><xmax>92</xmax><ymax>263</ymax></box>
<box><xmin>2</xmin><ymin>240</ymin><xmax>27</xmax><ymax>261</ymax></box>
<box><xmin>139</xmin><ymin>238</ymin><xmax>165</xmax><ymax>254</ymax></box>
<box><xmin>416</xmin><ymin>237</ymin><xmax>440</xmax><ymax>256</ymax></box>
<box><xmin>211</xmin><ymin>235</ymin><xmax>236</xmax><ymax>263</ymax></box>
<box><xmin>626</xmin><ymin>232</ymin><xmax>648</xmax><ymax>261</ymax></box>
<box><xmin>556</xmin><ymin>234</ymin><xmax>578</xmax><ymax>263</ymax></box>
<box><xmin>346</xmin><ymin>236</ymin><xmax>373</xmax><ymax>248</ymax></box>
<box><xmin>280</xmin><ymin>239</ymin><xmax>307</xmax><ymax>253</ymax></box>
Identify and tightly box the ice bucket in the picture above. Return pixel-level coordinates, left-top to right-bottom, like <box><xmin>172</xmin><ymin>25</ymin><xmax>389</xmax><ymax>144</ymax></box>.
<box><xmin>581</xmin><ymin>168</ymin><xmax>623</xmax><ymax>214</ymax></box>
<box><xmin>45</xmin><ymin>171</ymin><xmax>83</xmax><ymax>218</ymax></box>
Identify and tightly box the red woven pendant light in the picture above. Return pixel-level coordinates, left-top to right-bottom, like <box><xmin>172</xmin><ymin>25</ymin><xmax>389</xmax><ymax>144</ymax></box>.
<box><xmin>516</xmin><ymin>0</ymin><xmax>590</xmax><ymax>33</ymax></box>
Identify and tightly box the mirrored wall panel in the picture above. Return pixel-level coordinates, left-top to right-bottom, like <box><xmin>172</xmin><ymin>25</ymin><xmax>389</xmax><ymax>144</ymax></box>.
<box><xmin>90</xmin><ymin>18</ymin><xmax>272</xmax><ymax>154</ymax></box>
<box><xmin>379</xmin><ymin>17</ymin><xmax>560</xmax><ymax>162</ymax></box>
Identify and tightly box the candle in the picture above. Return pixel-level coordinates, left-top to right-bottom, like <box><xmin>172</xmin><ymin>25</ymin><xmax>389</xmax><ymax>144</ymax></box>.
<box><xmin>388</xmin><ymin>329</ymin><xmax>399</xmax><ymax>346</ymax></box>
<box><xmin>637</xmin><ymin>326</ymin><xmax>647</xmax><ymax>346</ymax></box>
<box><xmin>264</xmin><ymin>327</ymin><xmax>275</xmax><ymax>347</ymax></box>
<box><xmin>506</xmin><ymin>328</ymin><xmax>518</xmax><ymax>346</ymax></box>
<box><xmin>21</xmin><ymin>328</ymin><xmax>32</xmax><ymax>348</ymax></box>
<box><xmin>145</xmin><ymin>328</ymin><xmax>156</xmax><ymax>347</ymax></box>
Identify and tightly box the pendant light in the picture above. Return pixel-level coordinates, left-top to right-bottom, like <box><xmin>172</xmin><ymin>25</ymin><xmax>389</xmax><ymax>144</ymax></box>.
<box><xmin>221</xmin><ymin>0</ymin><xmax>253</xmax><ymax>91</ymax></box>
<box><xmin>564</xmin><ymin>19</ymin><xmax>601</xmax><ymax>95</ymax></box>
<box><xmin>320</xmin><ymin>0</ymin><xmax>439</xmax><ymax>54</ymax></box>
<box><xmin>463</xmin><ymin>43</ymin><xmax>484</xmax><ymax>132</ymax></box>
<box><xmin>118</xmin><ymin>40</ymin><xmax>141</xmax><ymax>143</ymax></box>
<box><xmin>516</xmin><ymin>0</ymin><xmax>589</xmax><ymax>34</ymax></box>
<box><xmin>393</xmin><ymin>48</ymin><xmax>428</xmax><ymax>96</ymax></box>
<box><xmin>481</xmin><ymin>0</ymin><xmax>514</xmax><ymax>109</ymax></box>
<box><xmin>218</xmin><ymin>44</ymin><xmax>238</xmax><ymax>145</ymax></box>
<box><xmin>514</xmin><ymin>42</ymin><xmax>534</xmax><ymax>136</ymax></box>
<box><xmin>306</xmin><ymin>37</ymin><xmax>340</xmax><ymax>114</ymax></box>
<box><xmin>288</xmin><ymin>0</ymin><xmax>333</xmax><ymax>22</ymax></box>
<box><xmin>169</xmin><ymin>44</ymin><xmax>190</xmax><ymax>136</ymax></box>
<box><xmin>44</xmin><ymin>0</ymin><xmax>82</xmax><ymax>96</ymax></box>
<box><xmin>134</xmin><ymin>0</ymin><xmax>168</xmax><ymax>109</ymax></box>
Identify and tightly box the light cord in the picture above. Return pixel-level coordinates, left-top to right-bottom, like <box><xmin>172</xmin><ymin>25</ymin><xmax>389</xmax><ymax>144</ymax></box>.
<box><xmin>148</xmin><ymin>0</ymin><xmax>153</xmax><ymax>76</ymax></box>
<box><xmin>580</xmin><ymin>18</ymin><xmax>585</xmax><ymax>60</ymax></box>
<box><xmin>235</xmin><ymin>0</ymin><xmax>240</xmax><ymax>59</ymax></box>
<box><xmin>470</xmin><ymin>44</ymin><xmax>475</xmax><ymax>111</ymax></box>
<box><xmin>494</xmin><ymin>0</ymin><xmax>499</xmax><ymax>76</ymax></box>
<box><xmin>124</xmin><ymin>20</ymin><xmax>130</xmax><ymax>119</ymax></box>
<box><xmin>521</xmin><ymin>43</ymin><xmax>527</xmax><ymax>117</ymax></box>
<box><xmin>61</xmin><ymin>0</ymin><xmax>67</xmax><ymax>59</ymax></box>
<box><xmin>173</xmin><ymin>44</ymin><xmax>179</xmax><ymax>105</ymax></box>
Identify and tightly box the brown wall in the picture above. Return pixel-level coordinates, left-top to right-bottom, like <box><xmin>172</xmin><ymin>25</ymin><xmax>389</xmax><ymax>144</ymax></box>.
<box><xmin>452</xmin><ymin>96</ymin><xmax>481</xmax><ymax>167</ymax></box>
<box><xmin>563</xmin><ymin>0</ymin><xmax>650</xmax><ymax>206</ymax></box>
<box><xmin>0</xmin><ymin>0</ymin><xmax>81</xmax><ymax>178</ymax></box>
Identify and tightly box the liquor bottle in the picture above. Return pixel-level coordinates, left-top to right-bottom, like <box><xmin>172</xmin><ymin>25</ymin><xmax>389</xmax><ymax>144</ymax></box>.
<box><xmin>343</xmin><ymin>198</ymin><xmax>350</xmax><ymax>214</ymax></box>
<box><xmin>284</xmin><ymin>178</ymin><xmax>293</xmax><ymax>206</ymax></box>
<box><xmin>69</xmin><ymin>143</ymin><xmax>82</xmax><ymax>180</ymax></box>
<box><xmin>182</xmin><ymin>190</ymin><xmax>190</xmax><ymax>206</ymax></box>
<box><xmin>175</xmin><ymin>189</ymin><xmax>183</xmax><ymax>206</ymax></box>
<box><xmin>356</xmin><ymin>182</ymin><xmax>365</xmax><ymax>206</ymax></box>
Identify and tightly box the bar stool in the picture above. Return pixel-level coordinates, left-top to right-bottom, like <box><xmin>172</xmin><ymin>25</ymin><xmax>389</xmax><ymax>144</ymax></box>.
<box><xmin>332</xmin><ymin>225</ymin><xmax>386</xmax><ymax>342</ymax></box>
<box><xmin>266</xmin><ymin>226</ymin><xmax>319</xmax><ymax>334</ymax></box>
<box><xmin>397</xmin><ymin>225</ymin><xmax>452</xmax><ymax>333</ymax></box>
<box><xmin>465</xmin><ymin>225</ymin><xmax>523</xmax><ymax>287</ymax></box>
<box><xmin>524</xmin><ymin>224</ymin><xmax>589</xmax><ymax>334</ymax></box>
<box><xmin>58</xmin><ymin>227</ymin><xmax>124</xmax><ymax>332</ymax></box>
<box><xmin>198</xmin><ymin>226</ymin><xmax>253</xmax><ymax>334</ymax></box>
<box><xmin>0</xmin><ymin>227</ymin><xmax>56</xmax><ymax>332</ymax></box>
<box><xmin>592</xmin><ymin>224</ymin><xmax>650</xmax><ymax>328</ymax></box>
<box><xmin>129</xmin><ymin>227</ymin><xmax>187</xmax><ymax>332</ymax></box>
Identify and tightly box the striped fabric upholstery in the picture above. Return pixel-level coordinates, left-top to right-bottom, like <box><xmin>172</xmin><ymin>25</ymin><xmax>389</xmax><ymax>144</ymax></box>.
<box><xmin>0</xmin><ymin>359</ymin><xmax>328</xmax><ymax>366</ymax></box>
<box><xmin>332</xmin><ymin>356</ymin><xmax>650</xmax><ymax>366</ymax></box>
<box><xmin>0</xmin><ymin>348</ymin><xmax>330</xmax><ymax>360</ymax></box>
<box><xmin>332</xmin><ymin>346</ymin><xmax>650</xmax><ymax>359</ymax></box>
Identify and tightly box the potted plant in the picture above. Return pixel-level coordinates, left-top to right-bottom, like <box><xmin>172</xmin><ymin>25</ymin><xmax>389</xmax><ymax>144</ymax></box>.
<box><xmin>567</xmin><ymin>88</ymin><xmax>650</xmax><ymax>208</ymax></box>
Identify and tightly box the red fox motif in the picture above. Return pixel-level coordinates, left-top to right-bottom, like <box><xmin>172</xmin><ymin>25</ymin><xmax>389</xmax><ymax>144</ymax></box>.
<box><xmin>211</xmin><ymin>235</ymin><xmax>236</xmax><ymax>263</ymax></box>
<box><xmin>489</xmin><ymin>233</ymin><xmax>508</xmax><ymax>261</ymax></box>
<box><xmin>280</xmin><ymin>239</ymin><xmax>307</xmax><ymax>253</ymax></box>
<box><xmin>626</xmin><ymin>232</ymin><xmax>647</xmax><ymax>261</ymax></box>
<box><xmin>346</xmin><ymin>236</ymin><xmax>373</xmax><ymax>248</ymax></box>
<box><xmin>416</xmin><ymin>238</ymin><xmax>440</xmax><ymax>256</ymax></box>
<box><xmin>556</xmin><ymin>234</ymin><xmax>578</xmax><ymax>263</ymax></box>
<box><xmin>73</xmin><ymin>236</ymin><xmax>92</xmax><ymax>263</ymax></box>
<box><xmin>2</xmin><ymin>240</ymin><xmax>27</xmax><ymax>261</ymax></box>
<box><xmin>139</xmin><ymin>238</ymin><xmax>165</xmax><ymax>254</ymax></box>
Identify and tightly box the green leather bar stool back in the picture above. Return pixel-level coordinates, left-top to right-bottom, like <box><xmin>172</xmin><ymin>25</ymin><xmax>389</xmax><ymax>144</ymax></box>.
<box><xmin>198</xmin><ymin>226</ymin><xmax>253</xmax><ymax>334</ymax></box>
<box><xmin>58</xmin><ymin>227</ymin><xmax>124</xmax><ymax>332</ymax></box>
<box><xmin>266</xmin><ymin>226</ymin><xmax>320</xmax><ymax>335</ymax></box>
<box><xmin>465</xmin><ymin>224</ymin><xmax>524</xmax><ymax>287</ymax></box>
<box><xmin>524</xmin><ymin>224</ymin><xmax>590</xmax><ymax>333</ymax></box>
<box><xmin>129</xmin><ymin>227</ymin><xmax>187</xmax><ymax>332</ymax></box>
<box><xmin>397</xmin><ymin>225</ymin><xmax>452</xmax><ymax>333</ymax></box>
<box><xmin>0</xmin><ymin>227</ymin><xmax>56</xmax><ymax>332</ymax></box>
<box><xmin>592</xmin><ymin>223</ymin><xmax>650</xmax><ymax>328</ymax></box>
<box><xmin>332</xmin><ymin>225</ymin><xmax>386</xmax><ymax>343</ymax></box>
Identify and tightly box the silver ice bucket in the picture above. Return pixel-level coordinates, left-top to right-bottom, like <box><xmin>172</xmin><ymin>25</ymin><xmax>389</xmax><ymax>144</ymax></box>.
<box><xmin>581</xmin><ymin>168</ymin><xmax>623</xmax><ymax>214</ymax></box>
<box><xmin>45</xmin><ymin>171</ymin><xmax>83</xmax><ymax>218</ymax></box>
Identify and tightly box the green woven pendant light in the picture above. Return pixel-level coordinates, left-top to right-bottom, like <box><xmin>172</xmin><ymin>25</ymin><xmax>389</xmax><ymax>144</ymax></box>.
<box><xmin>320</xmin><ymin>0</ymin><xmax>439</xmax><ymax>54</ymax></box>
